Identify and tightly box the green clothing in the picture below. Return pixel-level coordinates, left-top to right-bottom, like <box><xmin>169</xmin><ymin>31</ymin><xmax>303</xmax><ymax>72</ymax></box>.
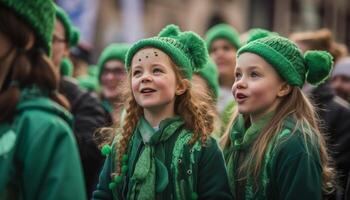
<box><xmin>224</xmin><ymin>114</ymin><xmax>323</xmax><ymax>200</ymax></box>
<box><xmin>0</xmin><ymin>86</ymin><xmax>86</xmax><ymax>200</ymax></box>
<box><xmin>93</xmin><ymin>116</ymin><xmax>233</xmax><ymax>200</ymax></box>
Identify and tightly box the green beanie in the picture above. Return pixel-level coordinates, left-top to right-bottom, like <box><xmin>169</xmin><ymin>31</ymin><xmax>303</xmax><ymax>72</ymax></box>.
<box><xmin>125</xmin><ymin>24</ymin><xmax>208</xmax><ymax>79</ymax></box>
<box><xmin>55</xmin><ymin>5</ymin><xmax>80</xmax><ymax>47</ymax></box>
<box><xmin>246</xmin><ymin>28</ymin><xmax>278</xmax><ymax>44</ymax></box>
<box><xmin>97</xmin><ymin>43</ymin><xmax>130</xmax><ymax>79</ymax></box>
<box><xmin>205</xmin><ymin>23</ymin><xmax>241</xmax><ymax>50</ymax></box>
<box><xmin>0</xmin><ymin>0</ymin><xmax>55</xmax><ymax>55</ymax></box>
<box><xmin>238</xmin><ymin>35</ymin><xmax>333</xmax><ymax>87</ymax></box>
<box><xmin>60</xmin><ymin>57</ymin><xmax>73</xmax><ymax>77</ymax></box>
<box><xmin>197</xmin><ymin>58</ymin><xmax>220</xmax><ymax>99</ymax></box>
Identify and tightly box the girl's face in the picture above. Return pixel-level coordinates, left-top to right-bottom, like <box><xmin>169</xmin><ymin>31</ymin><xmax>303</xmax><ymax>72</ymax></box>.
<box><xmin>232</xmin><ymin>53</ymin><xmax>289</xmax><ymax>121</ymax></box>
<box><xmin>209</xmin><ymin>39</ymin><xmax>236</xmax><ymax>80</ymax></box>
<box><xmin>131</xmin><ymin>47</ymin><xmax>182</xmax><ymax>112</ymax></box>
<box><xmin>100</xmin><ymin>60</ymin><xmax>126</xmax><ymax>100</ymax></box>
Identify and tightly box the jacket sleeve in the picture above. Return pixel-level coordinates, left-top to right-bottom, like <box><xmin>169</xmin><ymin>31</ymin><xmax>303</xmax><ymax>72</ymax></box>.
<box><xmin>17</xmin><ymin>112</ymin><xmax>87</xmax><ymax>200</ymax></box>
<box><xmin>272</xmin><ymin>135</ymin><xmax>323</xmax><ymax>200</ymax></box>
<box><xmin>92</xmin><ymin>153</ymin><xmax>114</xmax><ymax>200</ymax></box>
<box><xmin>197</xmin><ymin>138</ymin><xmax>233</xmax><ymax>200</ymax></box>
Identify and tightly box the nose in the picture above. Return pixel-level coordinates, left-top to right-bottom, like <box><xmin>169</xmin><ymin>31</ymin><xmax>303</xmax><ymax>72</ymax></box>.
<box><xmin>141</xmin><ymin>73</ymin><xmax>153</xmax><ymax>83</ymax></box>
<box><xmin>232</xmin><ymin>77</ymin><xmax>246</xmax><ymax>95</ymax></box>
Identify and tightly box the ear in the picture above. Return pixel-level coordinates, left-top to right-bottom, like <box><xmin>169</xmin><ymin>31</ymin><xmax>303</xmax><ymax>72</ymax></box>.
<box><xmin>175</xmin><ymin>79</ymin><xmax>189</xmax><ymax>95</ymax></box>
<box><xmin>25</xmin><ymin>33</ymin><xmax>35</xmax><ymax>50</ymax></box>
<box><xmin>277</xmin><ymin>82</ymin><xmax>291</xmax><ymax>97</ymax></box>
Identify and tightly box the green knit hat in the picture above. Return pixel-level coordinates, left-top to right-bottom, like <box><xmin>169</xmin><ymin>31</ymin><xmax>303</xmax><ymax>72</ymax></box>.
<box><xmin>98</xmin><ymin>43</ymin><xmax>130</xmax><ymax>79</ymax></box>
<box><xmin>246</xmin><ymin>28</ymin><xmax>278</xmax><ymax>44</ymax></box>
<box><xmin>55</xmin><ymin>5</ymin><xmax>80</xmax><ymax>47</ymax></box>
<box><xmin>205</xmin><ymin>23</ymin><xmax>241</xmax><ymax>50</ymax></box>
<box><xmin>125</xmin><ymin>24</ymin><xmax>208</xmax><ymax>79</ymax></box>
<box><xmin>238</xmin><ymin>35</ymin><xmax>333</xmax><ymax>87</ymax></box>
<box><xmin>0</xmin><ymin>0</ymin><xmax>55</xmax><ymax>55</ymax></box>
<box><xmin>197</xmin><ymin>58</ymin><xmax>220</xmax><ymax>99</ymax></box>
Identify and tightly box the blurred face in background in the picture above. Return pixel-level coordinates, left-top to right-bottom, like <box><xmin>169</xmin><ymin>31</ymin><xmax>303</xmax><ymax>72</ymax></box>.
<box><xmin>52</xmin><ymin>20</ymin><xmax>69</xmax><ymax>69</ymax></box>
<box><xmin>209</xmin><ymin>39</ymin><xmax>236</xmax><ymax>86</ymax></box>
<box><xmin>100</xmin><ymin>60</ymin><xmax>127</xmax><ymax>101</ymax></box>
<box><xmin>331</xmin><ymin>75</ymin><xmax>350</xmax><ymax>102</ymax></box>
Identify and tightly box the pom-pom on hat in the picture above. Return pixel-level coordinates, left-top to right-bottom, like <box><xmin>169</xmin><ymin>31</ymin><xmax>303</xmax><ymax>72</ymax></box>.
<box><xmin>0</xmin><ymin>0</ymin><xmax>55</xmax><ymax>55</ymax></box>
<box><xmin>197</xmin><ymin>58</ymin><xmax>220</xmax><ymax>99</ymax></box>
<box><xmin>125</xmin><ymin>24</ymin><xmax>208</xmax><ymax>79</ymax></box>
<box><xmin>55</xmin><ymin>5</ymin><xmax>80</xmax><ymax>47</ymax></box>
<box><xmin>205</xmin><ymin>23</ymin><xmax>241</xmax><ymax>50</ymax></box>
<box><xmin>238</xmin><ymin>35</ymin><xmax>333</xmax><ymax>87</ymax></box>
<box><xmin>97</xmin><ymin>43</ymin><xmax>130</xmax><ymax>79</ymax></box>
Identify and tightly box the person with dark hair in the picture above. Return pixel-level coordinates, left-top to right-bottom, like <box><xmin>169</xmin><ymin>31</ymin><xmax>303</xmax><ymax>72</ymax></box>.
<box><xmin>0</xmin><ymin>0</ymin><xmax>86</xmax><ymax>199</ymax></box>
<box><xmin>53</xmin><ymin>5</ymin><xmax>108</xmax><ymax>198</ymax></box>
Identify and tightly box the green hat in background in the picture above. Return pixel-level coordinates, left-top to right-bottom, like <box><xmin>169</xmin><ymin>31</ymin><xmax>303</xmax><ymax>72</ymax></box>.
<box><xmin>238</xmin><ymin>35</ymin><xmax>333</xmax><ymax>87</ymax></box>
<box><xmin>125</xmin><ymin>24</ymin><xmax>208</xmax><ymax>79</ymax></box>
<box><xmin>197</xmin><ymin>58</ymin><xmax>220</xmax><ymax>99</ymax></box>
<box><xmin>245</xmin><ymin>28</ymin><xmax>278</xmax><ymax>44</ymax></box>
<box><xmin>0</xmin><ymin>0</ymin><xmax>55</xmax><ymax>55</ymax></box>
<box><xmin>205</xmin><ymin>23</ymin><xmax>241</xmax><ymax>50</ymax></box>
<box><xmin>97</xmin><ymin>43</ymin><xmax>130</xmax><ymax>79</ymax></box>
<box><xmin>55</xmin><ymin>5</ymin><xmax>80</xmax><ymax>47</ymax></box>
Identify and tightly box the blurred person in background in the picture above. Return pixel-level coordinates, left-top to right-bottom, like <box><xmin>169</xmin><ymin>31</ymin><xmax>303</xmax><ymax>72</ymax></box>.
<box><xmin>0</xmin><ymin>0</ymin><xmax>86</xmax><ymax>199</ymax></box>
<box><xmin>291</xmin><ymin>28</ymin><xmax>350</xmax><ymax>200</ymax></box>
<box><xmin>97</xmin><ymin>43</ymin><xmax>129</xmax><ymax>126</ymax></box>
<box><xmin>53</xmin><ymin>5</ymin><xmax>108</xmax><ymax>198</ymax></box>
<box><xmin>332</xmin><ymin>58</ymin><xmax>350</xmax><ymax>105</ymax></box>
<box><xmin>192</xmin><ymin>58</ymin><xmax>221</xmax><ymax>138</ymax></box>
<box><xmin>205</xmin><ymin>23</ymin><xmax>241</xmax><ymax>133</ymax></box>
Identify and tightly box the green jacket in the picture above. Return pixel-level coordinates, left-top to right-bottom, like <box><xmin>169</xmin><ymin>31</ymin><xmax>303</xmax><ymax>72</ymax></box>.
<box><xmin>0</xmin><ymin>86</ymin><xmax>87</xmax><ymax>200</ymax></box>
<box><xmin>93</xmin><ymin>116</ymin><xmax>233</xmax><ymax>200</ymax></box>
<box><xmin>224</xmin><ymin>114</ymin><xmax>323</xmax><ymax>200</ymax></box>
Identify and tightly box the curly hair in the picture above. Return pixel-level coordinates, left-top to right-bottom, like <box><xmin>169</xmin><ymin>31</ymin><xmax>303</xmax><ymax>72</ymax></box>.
<box><xmin>114</xmin><ymin>60</ymin><xmax>216</xmax><ymax>175</ymax></box>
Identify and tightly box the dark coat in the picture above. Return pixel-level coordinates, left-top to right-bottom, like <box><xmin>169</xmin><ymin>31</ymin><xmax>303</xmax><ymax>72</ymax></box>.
<box><xmin>60</xmin><ymin>77</ymin><xmax>108</xmax><ymax>198</ymax></box>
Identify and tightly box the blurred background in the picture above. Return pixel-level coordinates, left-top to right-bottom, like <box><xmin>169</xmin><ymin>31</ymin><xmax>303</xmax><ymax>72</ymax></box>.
<box><xmin>56</xmin><ymin>0</ymin><xmax>350</xmax><ymax>63</ymax></box>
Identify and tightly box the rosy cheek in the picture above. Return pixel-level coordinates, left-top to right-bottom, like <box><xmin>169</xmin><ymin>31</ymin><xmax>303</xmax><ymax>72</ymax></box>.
<box><xmin>131</xmin><ymin>79</ymin><xmax>139</xmax><ymax>93</ymax></box>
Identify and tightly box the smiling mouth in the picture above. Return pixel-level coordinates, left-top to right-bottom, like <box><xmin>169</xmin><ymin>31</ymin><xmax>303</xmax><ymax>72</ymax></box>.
<box><xmin>140</xmin><ymin>88</ymin><xmax>156</xmax><ymax>94</ymax></box>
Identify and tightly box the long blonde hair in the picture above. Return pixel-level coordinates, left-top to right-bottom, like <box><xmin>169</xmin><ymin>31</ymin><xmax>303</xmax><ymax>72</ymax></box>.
<box><xmin>114</xmin><ymin>61</ymin><xmax>216</xmax><ymax>175</ymax></box>
<box><xmin>220</xmin><ymin>87</ymin><xmax>334</xmax><ymax>193</ymax></box>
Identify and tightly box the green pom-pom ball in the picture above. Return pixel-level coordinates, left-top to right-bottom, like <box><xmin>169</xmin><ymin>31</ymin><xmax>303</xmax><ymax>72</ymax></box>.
<box><xmin>101</xmin><ymin>144</ymin><xmax>112</xmax><ymax>156</ymax></box>
<box><xmin>108</xmin><ymin>182</ymin><xmax>116</xmax><ymax>190</ymax></box>
<box><xmin>114</xmin><ymin>175</ymin><xmax>123</xmax><ymax>184</ymax></box>
<box><xmin>122</xmin><ymin>154</ymin><xmax>129</xmax><ymax>163</ymax></box>
<box><xmin>121</xmin><ymin>165</ymin><xmax>128</xmax><ymax>174</ymax></box>
<box><xmin>304</xmin><ymin>50</ymin><xmax>333</xmax><ymax>85</ymax></box>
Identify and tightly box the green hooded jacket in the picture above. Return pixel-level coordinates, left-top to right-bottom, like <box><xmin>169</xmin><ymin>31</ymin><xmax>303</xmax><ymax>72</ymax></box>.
<box><xmin>0</xmin><ymin>86</ymin><xmax>87</xmax><ymax>200</ymax></box>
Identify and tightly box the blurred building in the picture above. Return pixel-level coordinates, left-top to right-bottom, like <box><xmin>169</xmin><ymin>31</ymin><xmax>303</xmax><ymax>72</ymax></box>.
<box><xmin>57</xmin><ymin>0</ymin><xmax>350</xmax><ymax>63</ymax></box>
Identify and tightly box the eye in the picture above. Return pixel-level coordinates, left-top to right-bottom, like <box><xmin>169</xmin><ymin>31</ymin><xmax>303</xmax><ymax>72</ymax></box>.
<box><xmin>153</xmin><ymin>67</ymin><xmax>163</xmax><ymax>74</ymax></box>
<box><xmin>235</xmin><ymin>71</ymin><xmax>242</xmax><ymax>80</ymax></box>
<box><xmin>250</xmin><ymin>71</ymin><xmax>260</xmax><ymax>78</ymax></box>
<box><xmin>132</xmin><ymin>69</ymin><xmax>142</xmax><ymax>77</ymax></box>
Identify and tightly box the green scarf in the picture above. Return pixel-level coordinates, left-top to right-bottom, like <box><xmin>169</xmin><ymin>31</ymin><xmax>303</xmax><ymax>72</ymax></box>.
<box><xmin>129</xmin><ymin>116</ymin><xmax>184</xmax><ymax>200</ymax></box>
<box><xmin>225</xmin><ymin>112</ymin><xmax>274</xmax><ymax>199</ymax></box>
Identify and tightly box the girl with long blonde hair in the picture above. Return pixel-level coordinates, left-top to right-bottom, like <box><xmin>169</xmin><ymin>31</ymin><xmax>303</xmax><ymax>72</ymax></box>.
<box><xmin>221</xmin><ymin>35</ymin><xmax>334</xmax><ymax>199</ymax></box>
<box><xmin>93</xmin><ymin>24</ymin><xmax>232</xmax><ymax>200</ymax></box>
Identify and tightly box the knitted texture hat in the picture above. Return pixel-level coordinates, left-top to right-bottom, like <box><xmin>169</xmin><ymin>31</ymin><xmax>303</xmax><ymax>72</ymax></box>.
<box><xmin>205</xmin><ymin>23</ymin><xmax>241</xmax><ymax>50</ymax></box>
<box><xmin>246</xmin><ymin>28</ymin><xmax>278</xmax><ymax>44</ymax></box>
<box><xmin>125</xmin><ymin>24</ymin><xmax>208</xmax><ymax>79</ymax></box>
<box><xmin>0</xmin><ymin>0</ymin><xmax>55</xmax><ymax>55</ymax></box>
<box><xmin>238</xmin><ymin>35</ymin><xmax>333</xmax><ymax>87</ymax></box>
<box><xmin>98</xmin><ymin>43</ymin><xmax>129</xmax><ymax>78</ymax></box>
<box><xmin>55</xmin><ymin>5</ymin><xmax>80</xmax><ymax>47</ymax></box>
<box><xmin>197</xmin><ymin>58</ymin><xmax>220</xmax><ymax>99</ymax></box>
